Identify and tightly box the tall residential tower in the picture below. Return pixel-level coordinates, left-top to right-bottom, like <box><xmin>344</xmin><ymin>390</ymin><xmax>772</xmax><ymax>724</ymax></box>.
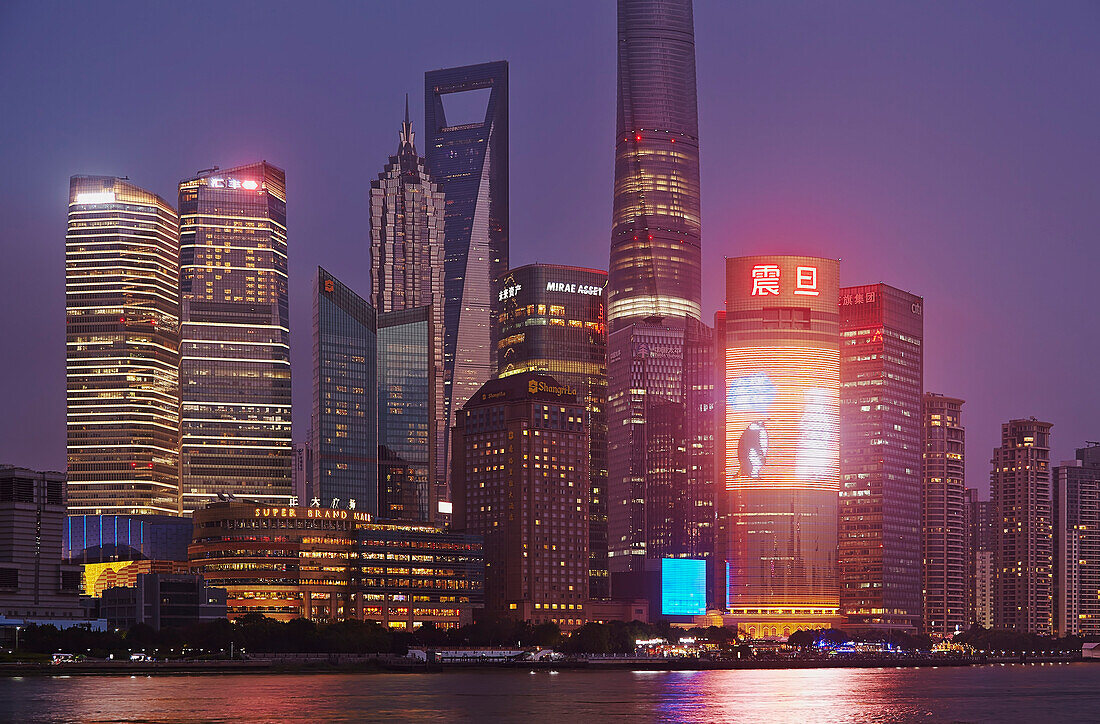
<box><xmin>991</xmin><ymin>418</ymin><xmax>1053</xmax><ymax>634</ymax></box>
<box><xmin>178</xmin><ymin>162</ymin><xmax>292</xmax><ymax>513</ymax></box>
<box><xmin>922</xmin><ymin>393</ymin><xmax>966</xmax><ymax>638</ymax></box>
<box><xmin>66</xmin><ymin>176</ymin><xmax>180</xmax><ymax>515</ymax></box>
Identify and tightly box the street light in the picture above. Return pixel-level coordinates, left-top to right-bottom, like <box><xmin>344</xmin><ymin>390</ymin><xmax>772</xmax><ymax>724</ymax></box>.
<box><xmin>14</xmin><ymin>626</ymin><xmax>20</xmax><ymax>652</ymax></box>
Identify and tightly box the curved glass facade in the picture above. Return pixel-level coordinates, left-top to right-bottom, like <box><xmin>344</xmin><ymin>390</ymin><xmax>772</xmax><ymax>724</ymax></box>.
<box><xmin>66</xmin><ymin>176</ymin><xmax>180</xmax><ymax>515</ymax></box>
<box><xmin>720</xmin><ymin>256</ymin><xmax>841</xmax><ymax>634</ymax></box>
<box><xmin>609</xmin><ymin>0</ymin><xmax>701</xmax><ymax>329</ymax></box>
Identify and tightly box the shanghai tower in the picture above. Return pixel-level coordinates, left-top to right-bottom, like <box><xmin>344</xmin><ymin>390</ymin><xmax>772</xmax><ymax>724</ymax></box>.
<box><xmin>606</xmin><ymin>0</ymin><xmax>714</xmax><ymax>610</ymax></box>
<box><xmin>609</xmin><ymin>0</ymin><xmax>702</xmax><ymax>329</ymax></box>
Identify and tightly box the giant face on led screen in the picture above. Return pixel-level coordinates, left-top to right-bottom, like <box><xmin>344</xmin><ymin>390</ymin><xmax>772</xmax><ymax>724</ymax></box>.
<box><xmin>725</xmin><ymin>347</ymin><xmax>840</xmax><ymax>492</ymax></box>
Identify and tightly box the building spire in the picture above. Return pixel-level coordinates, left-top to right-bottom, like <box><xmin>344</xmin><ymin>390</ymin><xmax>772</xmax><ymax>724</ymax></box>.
<box><xmin>399</xmin><ymin>94</ymin><xmax>415</xmax><ymax>151</ymax></box>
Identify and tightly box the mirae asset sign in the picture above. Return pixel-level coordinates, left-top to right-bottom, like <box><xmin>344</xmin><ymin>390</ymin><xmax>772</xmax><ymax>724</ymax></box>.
<box><xmin>546</xmin><ymin>282</ymin><xmax>603</xmax><ymax>296</ymax></box>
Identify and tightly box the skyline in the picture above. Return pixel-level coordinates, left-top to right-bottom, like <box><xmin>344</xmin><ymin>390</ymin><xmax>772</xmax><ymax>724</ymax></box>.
<box><xmin>2</xmin><ymin>1</ymin><xmax>1099</xmax><ymax>492</ymax></box>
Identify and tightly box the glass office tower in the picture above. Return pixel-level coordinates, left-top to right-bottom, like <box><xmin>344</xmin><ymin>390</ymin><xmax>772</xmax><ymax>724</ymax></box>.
<box><xmin>178</xmin><ymin>162</ymin><xmax>292</xmax><ymax>513</ymax></box>
<box><xmin>378</xmin><ymin>307</ymin><xmax>434</xmax><ymax>522</ymax></box>
<box><xmin>496</xmin><ymin>263</ymin><xmax>609</xmax><ymax>598</ymax></box>
<box><xmin>425</xmin><ymin>61</ymin><xmax>509</xmax><ymax>505</ymax></box>
<box><xmin>66</xmin><ymin>176</ymin><xmax>181</xmax><ymax>515</ymax></box>
<box><xmin>313</xmin><ymin>268</ymin><xmax>378</xmax><ymax>515</ymax></box>
<box><xmin>719</xmin><ymin>255</ymin><xmax>841</xmax><ymax>638</ymax></box>
<box><xmin>838</xmin><ymin>283</ymin><xmax>924</xmax><ymax>633</ymax></box>
<box><xmin>609</xmin><ymin>0</ymin><xmax>702</xmax><ymax>328</ymax></box>
<box><xmin>369</xmin><ymin>101</ymin><xmax>447</xmax><ymax>517</ymax></box>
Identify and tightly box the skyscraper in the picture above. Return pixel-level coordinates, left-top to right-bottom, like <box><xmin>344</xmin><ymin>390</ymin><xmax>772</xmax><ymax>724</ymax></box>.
<box><xmin>312</xmin><ymin>267</ymin><xmax>377</xmax><ymax>515</ymax></box>
<box><xmin>377</xmin><ymin>307</ymin><xmax>435</xmax><ymax>522</ymax></box>
<box><xmin>609</xmin><ymin>0</ymin><xmax>701</xmax><ymax>328</ymax></box>
<box><xmin>424</xmin><ymin>61</ymin><xmax>509</xmax><ymax>507</ymax></box>
<box><xmin>719</xmin><ymin>255</ymin><xmax>841</xmax><ymax>637</ymax></box>
<box><xmin>495</xmin><ymin>264</ymin><xmax>609</xmax><ymax>598</ymax></box>
<box><xmin>369</xmin><ymin>101</ymin><xmax>447</xmax><ymax>517</ymax></box>
<box><xmin>606</xmin><ymin>0</ymin><xmax>714</xmax><ymax>612</ymax></box>
<box><xmin>965</xmin><ymin>489</ymin><xmax>995</xmax><ymax>629</ymax></box>
<box><xmin>452</xmin><ymin>373</ymin><xmax>589</xmax><ymax>629</ymax></box>
<box><xmin>178</xmin><ymin>162</ymin><xmax>292</xmax><ymax>513</ymax></box>
<box><xmin>1053</xmin><ymin>443</ymin><xmax>1100</xmax><ymax>637</ymax></box>
<box><xmin>66</xmin><ymin>176</ymin><xmax>181</xmax><ymax>515</ymax></box>
<box><xmin>922</xmin><ymin>393</ymin><xmax>966</xmax><ymax>638</ymax></box>
<box><xmin>991</xmin><ymin>418</ymin><xmax>1053</xmax><ymax>634</ymax></box>
<box><xmin>838</xmin><ymin>284</ymin><xmax>924</xmax><ymax>633</ymax></box>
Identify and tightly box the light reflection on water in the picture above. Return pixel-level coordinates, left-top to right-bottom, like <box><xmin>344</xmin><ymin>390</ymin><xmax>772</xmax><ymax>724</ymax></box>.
<box><xmin>2</xmin><ymin>663</ymin><xmax>1099</xmax><ymax>723</ymax></box>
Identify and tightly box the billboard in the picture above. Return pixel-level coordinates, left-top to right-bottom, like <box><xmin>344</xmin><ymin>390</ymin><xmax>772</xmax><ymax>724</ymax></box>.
<box><xmin>661</xmin><ymin>558</ymin><xmax>707</xmax><ymax>616</ymax></box>
<box><xmin>725</xmin><ymin>347</ymin><xmax>840</xmax><ymax>492</ymax></box>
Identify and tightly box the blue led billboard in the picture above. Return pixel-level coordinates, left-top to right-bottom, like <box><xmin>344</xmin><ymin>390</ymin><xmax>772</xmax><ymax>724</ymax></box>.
<box><xmin>661</xmin><ymin>558</ymin><xmax>707</xmax><ymax>616</ymax></box>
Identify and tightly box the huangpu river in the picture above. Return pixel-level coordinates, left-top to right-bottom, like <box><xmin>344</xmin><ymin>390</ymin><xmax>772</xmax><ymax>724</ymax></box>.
<box><xmin>4</xmin><ymin>663</ymin><xmax>1100</xmax><ymax>722</ymax></box>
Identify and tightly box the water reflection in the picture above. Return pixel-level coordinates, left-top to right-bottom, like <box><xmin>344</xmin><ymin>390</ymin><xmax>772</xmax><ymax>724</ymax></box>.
<box><xmin>1</xmin><ymin>663</ymin><xmax>1098</xmax><ymax>723</ymax></box>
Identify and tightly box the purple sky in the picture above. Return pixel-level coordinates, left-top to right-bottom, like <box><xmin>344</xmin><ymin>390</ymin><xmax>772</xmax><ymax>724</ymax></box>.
<box><xmin>1</xmin><ymin>1</ymin><xmax>1097</xmax><ymax>493</ymax></box>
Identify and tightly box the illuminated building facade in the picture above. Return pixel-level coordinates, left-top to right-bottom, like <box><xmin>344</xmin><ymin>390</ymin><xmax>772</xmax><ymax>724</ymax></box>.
<box><xmin>965</xmin><ymin>491</ymin><xmax>994</xmax><ymax>628</ymax></box>
<box><xmin>64</xmin><ymin>513</ymin><xmax>192</xmax><ymax>565</ymax></box>
<box><xmin>312</xmin><ymin>267</ymin><xmax>377</xmax><ymax>515</ymax></box>
<box><xmin>1053</xmin><ymin>444</ymin><xmax>1100</xmax><ymax>636</ymax></box>
<box><xmin>452</xmin><ymin>374</ymin><xmax>590</xmax><ymax>630</ymax></box>
<box><xmin>178</xmin><ymin>162</ymin><xmax>292</xmax><ymax>513</ymax></box>
<box><xmin>495</xmin><ymin>264</ymin><xmax>609</xmax><ymax>599</ymax></box>
<box><xmin>609</xmin><ymin>0</ymin><xmax>701</xmax><ymax>328</ymax></box>
<box><xmin>838</xmin><ymin>284</ymin><xmax>924</xmax><ymax>633</ymax></box>
<box><xmin>425</xmin><ymin>61</ymin><xmax>509</xmax><ymax>508</ymax></box>
<box><xmin>377</xmin><ymin>307</ymin><xmax>434</xmax><ymax>522</ymax></box>
<box><xmin>369</xmin><ymin>102</ymin><xmax>447</xmax><ymax>518</ymax></box>
<box><xmin>607</xmin><ymin>320</ymin><xmax>715</xmax><ymax>590</ymax></box>
<box><xmin>991</xmin><ymin>418</ymin><xmax>1053</xmax><ymax>634</ymax></box>
<box><xmin>718</xmin><ymin>255</ymin><xmax>841</xmax><ymax>638</ymax></box>
<box><xmin>66</xmin><ymin>176</ymin><xmax>180</xmax><ymax>515</ymax></box>
<box><xmin>921</xmin><ymin>393</ymin><xmax>966</xmax><ymax>638</ymax></box>
<box><xmin>189</xmin><ymin>502</ymin><xmax>483</xmax><ymax>627</ymax></box>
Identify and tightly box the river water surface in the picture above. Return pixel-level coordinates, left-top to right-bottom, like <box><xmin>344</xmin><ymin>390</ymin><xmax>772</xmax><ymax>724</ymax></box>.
<box><xmin>3</xmin><ymin>662</ymin><xmax>1098</xmax><ymax>722</ymax></box>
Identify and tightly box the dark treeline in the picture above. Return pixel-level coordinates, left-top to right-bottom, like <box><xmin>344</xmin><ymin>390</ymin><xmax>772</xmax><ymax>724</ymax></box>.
<box><xmin>14</xmin><ymin>616</ymin><xmax>1087</xmax><ymax>657</ymax></box>
<box><xmin>15</xmin><ymin>616</ymin><xmax>735</xmax><ymax>657</ymax></box>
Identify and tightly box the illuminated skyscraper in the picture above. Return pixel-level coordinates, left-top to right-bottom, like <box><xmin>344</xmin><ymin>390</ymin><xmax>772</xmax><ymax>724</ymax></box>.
<box><xmin>1053</xmin><ymin>444</ymin><xmax>1100</xmax><ymax>637</ymax></box>
<box><xmin>313</xmin><ymin>268</ymin><xmax>377</xmax><ymax>515</ymax></box>
<box><xmin>606</xmin><ymin>0</ymin><xmax>714</xmax><ymax>612</ymax></box>
<box><xmin>922</xmin><ymin>393</ymin><xmax>966</xmax><ymax>638</ymax></box>
<box><xmin>369</xmin><ymin>100</ymin><xmax>447</xmax><ymax>517</ymax></box>
<box><xmin>838</xmin><ymin>284</ymin><xmax>924</xmax><ymax>633</ymax></box>
<box><xmin>609</xmin><ymin>0</ymin><xmax>701</xmax><ymax>328</ymax></box>
<box><xmin>66</xmin><ymin>176</ymin><xmax>181</xmax><ymax>515</ymax></box>
<box><xmin>178</xmin><ymin>162</ymin><xmax>292</xmax><ymax>513</ymax></box>
<box><xmin>991</xmin><ymin>418</ymin><xmax>1053</xmax><ymax>634</ymax></box>
<box><xmin>718</xmin><ymin>255</ymin><xmax>841</xmax><ymax>638</ymax></box>
<box><xmin>452</xmin><ymin>373</ymin><xmax>589</xmax><ymax>629</ymax></box>
<box><xmin>495</xmin><ymin>263</ymin><xmax>609</xmax><ymax>598</ymax></box>
<box><xmin>424</xmin><ymin>61</ymin><xmax>509</xmax><ymax>508</ymax></box>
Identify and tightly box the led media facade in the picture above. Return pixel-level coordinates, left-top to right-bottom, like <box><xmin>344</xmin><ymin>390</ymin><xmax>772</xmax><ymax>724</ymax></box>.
<box><xmin>661</xmin><ymin>558</ymin><xmax>707</xmax><ymax>616</ymax></box>
<box><xmin>721</xmin><ymin>256</ymin><xmax>841</xmax><ymax>634</ymax></box>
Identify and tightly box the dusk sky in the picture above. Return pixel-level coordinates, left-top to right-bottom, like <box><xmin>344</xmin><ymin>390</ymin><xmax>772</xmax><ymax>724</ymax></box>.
<box><xmin>1</xmin><ymin>1</ymin><xmax>1097</xmax><ymax>492</ymax></box>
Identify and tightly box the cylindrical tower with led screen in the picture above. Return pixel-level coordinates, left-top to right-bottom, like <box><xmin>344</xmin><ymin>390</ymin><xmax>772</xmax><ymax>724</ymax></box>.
<box><xmin>720</xmin><ymin>255</ymin><xmax>841</xmax><ymax>638</ymax></box>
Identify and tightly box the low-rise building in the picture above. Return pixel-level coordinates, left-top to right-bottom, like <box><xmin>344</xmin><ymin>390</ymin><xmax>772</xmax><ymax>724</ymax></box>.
<box><xmin>189</xmin><ymin>501</ymin><xmax>483</xmax><ymax>628</ymax></box>
<box><xmin>100</xmin><ymin>573</ymin><xmax>227</xmax><ymax>630</ymax></box>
